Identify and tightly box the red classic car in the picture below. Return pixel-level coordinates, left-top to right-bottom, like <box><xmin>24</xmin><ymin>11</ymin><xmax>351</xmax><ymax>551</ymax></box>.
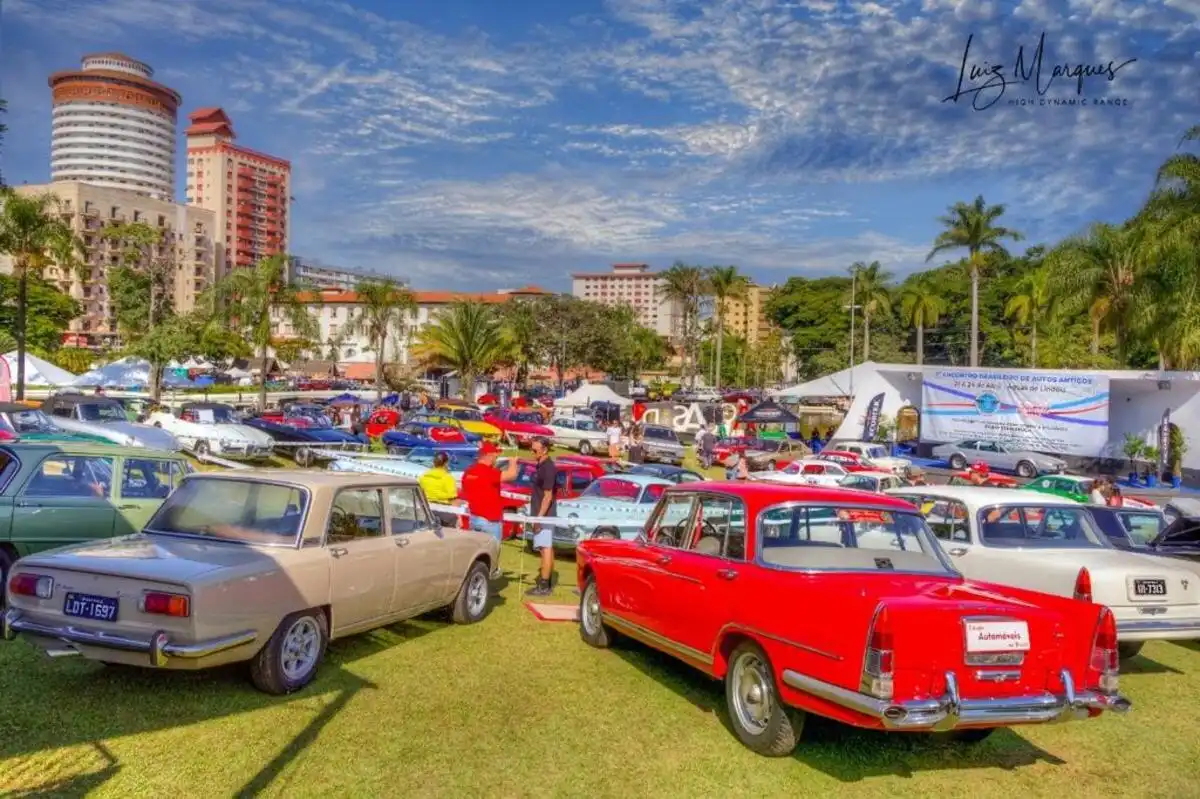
<box><xmin>576</xmin><ymin>482</ymin><xmax>1130</xmax><ymax>756</ymax></box>
<box><xmin>947</xmin><ymin>470</ymin><xmax>1019</xmax><ymax>488</ymax></box>
<box><xmin>363</xmin><ymin>408</ymin><xmax>402</xmax><ymax>439</ymax></box>
<box><xmin>816</xmin><ymin>450</ymin><xmax>875</xmax><ymax>472</ymax></box>
<box><xmin>557</xmin><ymin>453</ymin><xmax>624</xmax><ymax>476</ymax></box>
<box><xmin>503</xmin><ymin>458</ymin><xmax>598</xmax><ymax>500</ymax></box>
<box><xmin>484</xmin><ymin>408</ymin><xmax>554</xmax><ymax>447</ymax></box>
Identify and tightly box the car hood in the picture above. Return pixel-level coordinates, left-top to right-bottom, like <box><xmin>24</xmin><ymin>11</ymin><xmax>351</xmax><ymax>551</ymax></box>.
<box><xmin>53</xmin><ymin>418</ymin><xmax>181</xmax><ymax>450</ymax></box>
<box><xmin>17</xmin><ymin>533</ymin><xmax>282</xmax><ymax>585</ymax></box>
<box><xmin>191</xmin><ymin>423</ymin><xmax>274</xmax><ymax>444</ymax></box>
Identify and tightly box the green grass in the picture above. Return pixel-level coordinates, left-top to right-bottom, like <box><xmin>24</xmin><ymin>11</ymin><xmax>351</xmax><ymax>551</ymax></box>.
<box><xmin>1</xmin><ymin>542</ymin><xmax>1198</xmax><ymax>798</ymax></box>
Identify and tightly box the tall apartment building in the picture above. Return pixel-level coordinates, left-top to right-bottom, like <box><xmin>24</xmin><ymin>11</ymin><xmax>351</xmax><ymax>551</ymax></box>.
<box><xmin>720</xmin><ymin>283</ymin><xmax>777</xmax><ymax>345</ymax></box>
<box><xmin>48</xmin><ymin>53</ymin><xmax>181</xmax><ymax>200</ymax></box>
<box><xmin>570</xmin><ymin>263</ymin><xmax>680</xmax><ymax>339</ymax></box>
<box><xmin>11</xmin><ymin>182</ymin><xmax>217</xmax><ymax>348</ymax></box>
<box><xmin>285</xmin><ymin>256</ymin><xmax>402</xmax><ymax>291</ymax></box>
<box><xmin>184</xmin><ymin>108</ymin><xmax>290</xmax><ymax>276</ymax></box>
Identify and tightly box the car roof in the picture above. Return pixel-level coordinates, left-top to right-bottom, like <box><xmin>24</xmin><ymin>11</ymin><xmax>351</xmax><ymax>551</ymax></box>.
<box><xmin>888</xmin><ymin>485</ymin><xmax>1079</xmax><ymax>506</ymax></box>
<box><xmin>187</xmin><ymin>469</ymin><xmax>418</xmax><ymax>488</ymax></box>
<box><xmin>669</xmin><ymin>480</ymin><xmax>918</xmax><ymax>510</ymax></box>
<box><xmin>42</xmin><ymin>394</ymin><xmax>122</xmax><ymax>406</ymax></box>
<box><xmin>181</xmin><ymin>402</ymin><xmax>234</xmax><ymax>411</ymax></box>
<box><xmin>1167</xmin><ymin>497</ymin><xmax>1200</xmax><ymax>516</ymax></box>
<box><xmin>594</xmin><ymin>473</ymin><xmax>672</xmax><ymax>487</ymax></box>
<box><xmin>0</xmin><ymin>441</ymin><xmax>186</xmax><ymax>457</ymax></box>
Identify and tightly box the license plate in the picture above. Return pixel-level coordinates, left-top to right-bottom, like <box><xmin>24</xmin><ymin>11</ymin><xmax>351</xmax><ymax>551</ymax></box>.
<box><xmin>964</xmin><ymin>620</ymin><xmax>1030</xmax><ymax>652</ymax></box>
<box><xmin>63</xmin><ymin>592</ymin><xmax>119</xmax><ymax>622</ymax></box>
<box><xmin>1134</xmin><ymin>579</ymin><xmax>1167</xmax><ymax>597</ymax></box>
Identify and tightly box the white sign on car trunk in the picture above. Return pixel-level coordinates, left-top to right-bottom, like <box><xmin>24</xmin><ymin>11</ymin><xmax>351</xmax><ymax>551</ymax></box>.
<box><xmin>921</xmin><ymin>369</ymin><xmax>1110</xmax><ymax>456</ymax></box>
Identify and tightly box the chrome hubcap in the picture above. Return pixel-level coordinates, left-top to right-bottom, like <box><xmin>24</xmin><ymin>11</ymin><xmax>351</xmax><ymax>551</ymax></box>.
<box><xmin>281</xmin><ymin>617</ymin><xmax>320</xmax><ymax>681</ymax></box>
<box><xmin>732</xmin><ymin>653</ymin><xmax>772</xmax><ymax>734</ymax></box>
<box><xmin>467</xmin><ymin>571</ymin><xmax>488</xmax><ymax>616</ymax></box>
<box><xmin>582</xmin><ymin>583</ymin><xmax>601</xmax><ymax>635</ymax></box>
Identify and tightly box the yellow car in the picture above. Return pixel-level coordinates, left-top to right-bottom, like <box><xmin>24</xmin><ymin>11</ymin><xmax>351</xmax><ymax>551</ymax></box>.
<box><xmin>421</xmin><ymin>410</ymin><xmax>503</xmax><ymax>443</ymax></box>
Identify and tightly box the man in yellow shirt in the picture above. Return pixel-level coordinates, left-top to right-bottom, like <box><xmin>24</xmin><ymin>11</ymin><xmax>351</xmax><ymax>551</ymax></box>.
<box><xmin>419</xmin><ymin>452</ymin><xmax>460</xmax><ymax>526</ymax></box>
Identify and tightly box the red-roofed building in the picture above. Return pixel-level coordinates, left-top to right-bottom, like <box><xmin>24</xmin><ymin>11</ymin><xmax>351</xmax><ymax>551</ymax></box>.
<box><xmin>185</xmin><ymin>107</ymin><xmax>290</xmax><ymax>277</ymax></box>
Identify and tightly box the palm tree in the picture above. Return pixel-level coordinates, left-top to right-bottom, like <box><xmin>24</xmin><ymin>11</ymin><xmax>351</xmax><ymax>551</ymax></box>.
<box><xmin>0</xmin><ymin>189</ymin><xmax>82</xmax><ymax>399</ymax></box>
<box><xmin>848</xmin><ymin>261</ymin><xmax>892</xmax><ymax>361</ymax></box>
<box><xmin>1129</xmin><ymin>242</ymin><xmax>1200</xmax><ymax>369</ymax></box>
<box><xmin>339</xmin><ymin>278</ymin><xmax>415</xmax><ymax>397</ymax></box>
<box><xmin>1004</xmin><ymin>268</ymin><xmax>1056</xmax><ymax>367</ymax></box>
<box><xmin>497</xmin><ymin>299</ymin><xmax>542</xmax><ymax>388</ymax></box>
<box><xmin>212</xmin><ymin>253</ymin><xmax>318</xmax><ymax>409</ymax></box>
<box><xmin>899</xmin><ymin>279</ymin><xmax>944</xmax><ymax>365</ymax></box>
<box><xmin>927</xmin><ymin>195</ymin><xmax>1023</xmax><ymax>367</ymax></box>
<box><xmin>658</xmin><ymin>263</ymin><xmax>706</xmax><ymax>388</ymax></box>
<box><xmin>1041</xmin><ymin>223</ymin><xmax>1145</xmax><ymax>360</ymax></box>
<box><xmin>1139</xmin><ymin>125</ymin><xmax>1200</xmax><ymax>252</ymax></box>
<box><xmin>705</xmin><ymin>265</ymin><xmax>751</xmax><ymax>391</ymax></box>
<box><xmin>412</xmin><ymin>301</ymin><xmax>507</xmax><ymax>400</ymax></box>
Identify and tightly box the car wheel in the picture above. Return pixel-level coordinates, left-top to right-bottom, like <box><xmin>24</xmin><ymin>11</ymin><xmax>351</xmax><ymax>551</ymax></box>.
<box><xmin>1118</xmin><ymin>641</ymin><xmax>1145</xmax><ymax>660</ymax></box>
<box><xmin>249</xmin><ymin>609</ymin><xmax>329</xmax><ymax>695</ymax></box>
<box><xmin>948</xmin><ymin>454</ymin><xmax>967</xmax><ymax>470</ymax></box>
<box><xmin>0</xmin><ymin>547</ymin><xmax>13</xmax><ymax>609</ymax></box>
<box><xmin>153</xmin><ymin>421</ymin><xmax>162</xmax><ymax>428</ymax></box>
<box><xmin>295</xmin><ymin>447</ymin><xmax>313</xmax><ymax>467</ymax></box>
<box><xmin>579</xmin><ymin>440</ymin><xmax>593</xmax><ymax>455</ymax></box>
<box><xmin>579</xmin><ymin>576</ymin><xmax>614</xmax><ymax>648</ymax></box>
<box><xmin>1016</xmin><ymin>461</ymin><xmax>1037</xmax><ymax>478</ymax></box>
<box><xmin>593</xmin><ymin>527</ymin><xmax>619</xmax><ymax>540</ymax></box>
<box><xmin>946</xmin><ymin>728</ymin><xmax>996</xmax><ymax>744</ymax></box>
<box><xmin>725</xmin><ymin>641</ymin><xmax>802</xmax><ymax>756</ymax></box>
<box><xmin>194</xmin><ymin>440</ymin><xmax>210</xmax><ymax>456</ymax></box>
<box><xmin>387</xmin><ymin>445</ymin><xmax>404</xmax><ymax>455</ymax></box>
<box><xmin>451</xmin><ymin>560</ymin><xmax>492</xmax><ymax>624</ymax></box>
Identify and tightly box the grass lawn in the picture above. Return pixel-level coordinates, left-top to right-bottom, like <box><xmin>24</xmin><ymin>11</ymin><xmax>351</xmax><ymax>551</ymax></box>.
<box><xmin>1</xmin><ymin>539</ymin><xmax>1198</xmax><ymax>797</ymax></box>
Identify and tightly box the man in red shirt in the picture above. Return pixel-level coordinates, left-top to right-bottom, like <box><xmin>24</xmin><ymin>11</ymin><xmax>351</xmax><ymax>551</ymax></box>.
<box><xmin>461</xmin><ymin>441</ymin><xmax>520</xmax><ymax>541</ymax></box>
<box><xmin>632</xmin><ymin>399</ymin><xmax>646</xmax><ymax>424</ymax></box>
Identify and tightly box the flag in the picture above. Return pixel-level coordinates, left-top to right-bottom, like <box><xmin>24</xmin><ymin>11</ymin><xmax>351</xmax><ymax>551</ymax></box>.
<box><xmin>0</xmin><ymin>355</ymin><xmax>11</xmax><ymax>403</ymax></box>
<box><xmin>862</xmin><ymin>393</ymin><xmax>885</xmax><ymax>442</ymax></box>
<box><xmin>1158</xmin><ymin>409</ymin><xmax>1171</xmax><ymax>474</ymax></box>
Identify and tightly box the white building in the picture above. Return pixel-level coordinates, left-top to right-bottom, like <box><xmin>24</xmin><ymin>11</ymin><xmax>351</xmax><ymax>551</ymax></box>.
<box><xmin>48</xmin><ymin>53</ymin><xmax>180</xmax><ymax>201</ymax></box>
<box><xmin>571</xmin><ymin>263</ymin><xmax>681</xmax><ymax>339</ymax></box>
<box><xmin>284</xmin><ymin>257</ymin><xmax>402</xmax><ymax>292</ymax></box>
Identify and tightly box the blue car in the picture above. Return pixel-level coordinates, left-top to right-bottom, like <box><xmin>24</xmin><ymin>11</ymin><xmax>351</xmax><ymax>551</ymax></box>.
<box><xmin>625</xmin><ymin>464</ymin><xmax>706</xmax><ymax>484</ymax></box>
<box><xmin>381</xmin><ymin>422</ymin><xmax>480</xmax><ymax>455</ymax></box>
<box><xmin>244</xmin><ymin>408</ymin><xmax>364</xmax><ymax>466</ymax></box>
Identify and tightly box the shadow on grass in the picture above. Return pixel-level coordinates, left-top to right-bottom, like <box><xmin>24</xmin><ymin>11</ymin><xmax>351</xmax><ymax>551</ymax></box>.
<box><xmin>5</xmin><ymin>742</ymin><xmax>120</xmax><ymax>798</ymax></box>
<box><xmin>613</xmin><ymin>641</ymin><xmax>1067</xmax><ymax>782</ymax></box>
<box><xmin>1170</xmin><ymin>640</ymin><xmax>1200</xmax><ymax>653</ymax></box>
<box><xmin>1118</xmin><ymin>652</ymin><xmax>1184</xmax><ymax>676</ymax></box>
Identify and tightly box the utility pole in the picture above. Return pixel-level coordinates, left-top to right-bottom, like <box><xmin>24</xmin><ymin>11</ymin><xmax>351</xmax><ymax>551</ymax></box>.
<box><xmin>844</xmin><ymin>266</ymin><xmax>861</xmax><ymax>396</ymax></box>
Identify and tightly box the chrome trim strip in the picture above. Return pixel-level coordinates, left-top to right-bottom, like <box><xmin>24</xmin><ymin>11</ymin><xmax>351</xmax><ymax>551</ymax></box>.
<box><xmin>602</xmin><ymin>612</ymin><xmax>714</xmax><ymax>666</ymax></box>
<box><xmin>781</xmin><ymin>667</ymin><xmax>1130</xmax><ymax>730</ymax></box>
<box><xmin>3</xmin><ymin>609</ymin><xmax>256</xmax><ymax>665</ymax></box>
<box><xmin>1115</xmin><ymin>618</ymin><xmax>1200</xmax><ymax>634</ymax></box>
<box><xmin>976</xmin><ymin>669</ymin><xmax>1023</xmax><ymax>682</ymax></box>
<box><xmin>713</xmin><ymin>623</ymin><xmax>842</xmax><ymax>662</ymax></box>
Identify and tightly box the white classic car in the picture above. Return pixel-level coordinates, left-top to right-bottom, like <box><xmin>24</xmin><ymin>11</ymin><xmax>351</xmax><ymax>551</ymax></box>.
<box><xmin>523</xmin><ymin>474</ymin><xmax>672</xmax><ymax>550</ymax></box>
<box><xmin>329</xmin><ymin>448</ymin><xmax>474</xmax><ymax>484</ymax></box>
<box><xmin>41</xmin><ymin>393</ymin><xmax>181</xmax><ymax>452</ymax></box>
<box><xmin>888</xmin><ymin>485</ymin><xmax>1200</xmax><ymax>659</ymax></box>
<box><xmin>2</xmin><ymin>471</ymin><xmax>499</xmax><ymax>694</ymax></box>
<box><xmin>146</xmin><ymin>402</ymin><xmax>274</xmax><ymax>460</ymax></box>
<box><xmin>749</xmin><ymin>458</ymin><xmax>851</xmax><ymax>487</ymax></box>
<box><xmin>827</xmin><ymin>440</ymin><xmax>912</xmax><ymax>474</ymax></box>
<box><xmin>546</xmin><ymin>415</ymin><xmax>610</xmax><ymax>455</ymax></box>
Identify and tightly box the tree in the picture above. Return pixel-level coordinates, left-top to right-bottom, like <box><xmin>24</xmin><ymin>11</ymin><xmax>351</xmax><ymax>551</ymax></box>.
<box><xmin>0</xmin><ymin>97</ymin><xmax>7</xmax><ymax>186</ymax></box>
<box><xmin>899</xmin><ymin>278</ymin><xmax>944</xmax><ymax>366</ymax></box>
<box><xmin>1004</xmin><ymin>268</ymin><xmax>1056</xmax><ymax>367</ymax></box>
<box><xmin>339</xmin><ymin>278</ymin><xmax>415</xmax><ymax>396</ymax></box>
<box><xmin>412</xmin><ymin>301</ymin><xmax>507</xmax><ymax>399</ymax></box>
<box><xmin>212</xmin><ymin>254</ymin><xmax>318</xmax><ymax>409</ymax></box>
<box><xmin>49</xmin><ymin>346</ymin><xmax>95</xmax><ymax>375</ymax></box>
<box><xmin>1139</xmin><ymin>125</ymin><xmax>1200</xmax><ymax>254</ymax></box>
<box><xmin>927</xmin><ymin>195</ymin><xmax>1023</xmax><ymax>367</ymax></box>
<box><xmin>705</xmin><ymin>265</ymin><xmax>750</xmax><ymax>391</ymax></box>
<box><xmin>658</xmin><ymin>263</ymin><xmax>706</xmax><ymax>387</ymax></box>
<box><xmin>272</xmin><ymin>337</ymin><xmax>312</xmax><ymax>365</ymax></box>
<box><xmin>1129</xmin><ymin>242</ymin><xmax>1200</xmax><ymax>369</ymax></box>
<box><xmin>1042</xmin><ymin>223</ymin><xmax>1145</xmax><ymax>359</ymax></box>
<box><xmin>0</xmin><ymin>189</ymin><xmax>83</xmax><ymax>399</ymax></box>
<box><xmin>848</xmin><ymin>261</ymin><xmax>892</xmax><ymax>361</ymax></box>
<box><xmin>101</xmin><ymin>221</ymin><xmax>176</xmax><ymax>342</ymax></box>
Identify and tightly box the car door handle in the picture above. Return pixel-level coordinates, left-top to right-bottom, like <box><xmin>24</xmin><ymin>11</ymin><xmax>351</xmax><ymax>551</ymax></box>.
<box><xmin>118</xmin><ymin>503</ymin><xmax>138</xmax><ymax>510</ymax></box>
<box><xmin>16</xmin><ymin>501</ymin><xmax>37</xmax><ymax>508</ymax></box>
<box><xmin>656</xmin><ymin>554</ymin><xmax>671</xmax><ymax>565</ymax></box>
<box><xmin>948</xmin><ymin>547</ymin><xmax>967</xmax><ymax>556</ymax></box>
<box><xmin>330</xmin><ymin>547</ymin><xmax>349</xmax><ymax>557</ymax></box>
<box><xmin>395</xmin><ymin>537</ymin><xmax>410</xmax><ymax>548</ymax></box>
<box><xmin>716</xmin><ymin>568</ymin><xmax>738</xmax><ymax>580</ymax></box>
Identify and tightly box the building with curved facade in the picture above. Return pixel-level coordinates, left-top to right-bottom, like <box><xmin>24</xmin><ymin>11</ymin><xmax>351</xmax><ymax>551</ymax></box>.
<box><xmin>49</xmin><ymin>53</ymin><xmax>181</xmax><ymax>200</ymax></box>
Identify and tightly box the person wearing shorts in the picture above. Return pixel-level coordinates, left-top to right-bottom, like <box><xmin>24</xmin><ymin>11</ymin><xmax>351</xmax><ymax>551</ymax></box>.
<box><xmin>461</xmin><ymin>441</ymin><xmax>519</xmax><ymax>542</ymax></box>
<box><xmin>526</xmin><ymin>437</ymin><xmax>557</xmax><ymax>596</ymax></box>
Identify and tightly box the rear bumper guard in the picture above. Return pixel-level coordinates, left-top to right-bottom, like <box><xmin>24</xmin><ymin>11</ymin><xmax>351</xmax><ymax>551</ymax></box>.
<box><xmin>1115</xmin><ymin>616</ymin><xmax>1200</xmax><ymax>641</ymax></box>
<box><xmin>2</xmin><ymin>608</ymin><xmax>256</xmax><ymax>667</ymax></box>
<box><xmin>782</xmin><ymin>668</ymin><xmax>1130</xmax><ymax>731</ymax></box>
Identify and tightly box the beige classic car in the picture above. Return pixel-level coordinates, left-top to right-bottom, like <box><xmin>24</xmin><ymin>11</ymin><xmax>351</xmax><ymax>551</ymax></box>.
<box><xmin>2</xmin><ymin>471</ymin><xmax>499</xmax><ymax>694</ymax></box>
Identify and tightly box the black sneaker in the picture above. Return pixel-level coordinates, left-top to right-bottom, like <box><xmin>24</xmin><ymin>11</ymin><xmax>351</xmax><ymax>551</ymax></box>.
<box><xmin>526</xmin><ymin>578</ymin><xmax>552</xmax><ymax>597</ymax></box>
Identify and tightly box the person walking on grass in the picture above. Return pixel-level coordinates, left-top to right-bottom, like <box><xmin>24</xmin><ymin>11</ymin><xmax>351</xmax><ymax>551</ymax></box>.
<box><xmin>526</xmin><ymin>437</ymin><xmax>557</xmax><ymax>596</ymax></box>
<box><xmin>699</xmin><ymin>424</ymin><xmax>716</xmax><ymax>470</ymax></box>
<box><xmin>606</xmin><ymin>418</ymin><xmax>622</xmax><ymax>461</ymax></box>
<box><xmin>461</xmin><ymin>441</ymin><xmax>520</xmax><ymax>542</ymax></box>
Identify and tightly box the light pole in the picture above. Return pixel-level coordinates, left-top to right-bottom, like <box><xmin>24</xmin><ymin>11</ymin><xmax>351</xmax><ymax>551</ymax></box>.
<box><xmin>844</xmin><ymin>266</ymin><xmax>861</xmax><ymax>396</ymax></box>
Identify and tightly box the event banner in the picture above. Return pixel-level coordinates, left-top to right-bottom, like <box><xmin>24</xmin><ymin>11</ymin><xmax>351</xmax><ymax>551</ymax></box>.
<box><xmin>862</xmin><ymin>393</ymin><xmax>885</xmax><ymax>442</ymax></box>
<box><xmin>921</xmin><ymin>369</ymin><xmax>1110</xmax><ymax>456</ymax></box>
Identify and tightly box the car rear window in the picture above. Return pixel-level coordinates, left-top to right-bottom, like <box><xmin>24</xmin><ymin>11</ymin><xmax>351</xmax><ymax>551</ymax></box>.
<box><xmin>758</xmin><ymin>505</ymin><xmax>950</xmax><ymax>574</ymax></box>
<box><xmin>147</xmin><ymin>478</ymin><xmax>308</xmax><ymax>546</ymax></box>
<box><xmin>977</xmin><ymin>505</ymin><xmax>1107</xmax><ymax>548</ymax></box>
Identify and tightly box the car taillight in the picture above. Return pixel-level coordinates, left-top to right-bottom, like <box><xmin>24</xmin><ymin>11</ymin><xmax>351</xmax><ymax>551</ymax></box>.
<box><xmin>1089</xmin><ymin>606</ymin><xmax>1119</xmax><ymax>693</ymax></box>
<box><xmin>861</xmin><ymin>605</ymin><xmax>894</xmax><ymax>700</ymax></box>
<box><xmin>8</xmin><ymin>573</ymin><xmax>54</xmax><ymax>599</ymax></box>
<box><xmin>140</xmin><ymin>591</ymin><xmax>190</xmax><ymax>618</ymax></box>
<box><xmin>1074</xmin><ymin>567</ymin><xmax>1092</xmax><ymax>602</ymax></box>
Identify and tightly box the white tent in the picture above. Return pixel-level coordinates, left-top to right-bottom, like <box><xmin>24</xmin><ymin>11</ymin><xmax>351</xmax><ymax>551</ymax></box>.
<box><xmin>1</xmin><ymin>351</ymin><xmax>79</xmax><ymax>387</ymax></box>
<box><xmin>773</xmin><ymin>362</ymin><xmax>881</xmax><ymax>399</ymax></box>
<box><xmin>556</xmin><ymin>383</ymin><xmax>633</xmax><ymax>407</ymax></box>
<box><xmin>71</xmin><ymin>356</ymin><xmax>151</xmax><ymax>387</ymax></box>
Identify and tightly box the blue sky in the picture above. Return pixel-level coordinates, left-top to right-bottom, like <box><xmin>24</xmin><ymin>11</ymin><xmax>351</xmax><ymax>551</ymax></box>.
<box><xmin>3</xmin><ymin>0</ymin><xmax>1199</xmax><ymax>291</ymax></box>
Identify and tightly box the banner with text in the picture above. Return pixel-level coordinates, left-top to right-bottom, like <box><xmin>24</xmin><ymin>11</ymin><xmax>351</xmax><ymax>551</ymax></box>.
<box><xmin>921</xmin><ymin>369</ymin><xmax>1110</xmax><ymax>456</ymax></box>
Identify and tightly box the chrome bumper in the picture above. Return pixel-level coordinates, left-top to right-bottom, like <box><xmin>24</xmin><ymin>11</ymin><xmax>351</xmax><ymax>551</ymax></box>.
<box><xmin>782</xmin><ymin>668</ymin><xmax>1130</xmax><ymax>731</ymax></box>
<box><xmin>2</xmin><ymin>608</ymin><xmax>257</xmax><ymax>667</ymax></box>
<box><xmin>1115</xmin><ymin>616</ymin><xmax>1200</xmax><ymax>641</ymax></box>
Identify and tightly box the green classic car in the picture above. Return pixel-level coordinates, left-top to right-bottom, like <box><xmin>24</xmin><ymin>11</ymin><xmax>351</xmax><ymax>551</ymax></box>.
<box><xmin>1025</xmin><ymin>474</ymin><xmax>1097</xmax><ymax>503</ymax></box>
<box><xmin>0</xmin><ymin>402</ymin><xmax>110</xmax><ymax>444</ymax></box>
<box><xmin>0</xmin><ymin>442</ymin><xmax>193</xmax><ymax>600</ymax></box>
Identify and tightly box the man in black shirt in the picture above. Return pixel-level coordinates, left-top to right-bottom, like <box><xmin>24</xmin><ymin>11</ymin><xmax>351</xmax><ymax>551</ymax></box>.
<box><xmin>527</xmin><ymin>436</ymin><xmax>557</xmax><ymax>596</ymax></box>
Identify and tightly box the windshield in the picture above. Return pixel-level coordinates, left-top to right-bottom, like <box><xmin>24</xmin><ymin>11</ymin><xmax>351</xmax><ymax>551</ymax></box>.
<box><xmin>290</xmin><ymin>411</ymin><xmax>332</xmax><ymax>428</ymax></box>
<box><xmin>573</xmin><ymin>418</ymin><xmax>599</xmax><ymax>432</ymax></box>
<box><xmin>183</xmin><ymin>406</ymin><xmax>239</xmax><ymax>424</ymax></box>
<box><xmin>977</xmin><ymin>505</ymin><xmax>1109</xmax><ymax>549</ymax></box>
<box><xmin>78</xmin><ymin>402</ymin><xmax>127</xmax><ymax>422</ymax></box>
<box><xmin>645</xmin><ymin>427</ymin><xmax>677</xmax><ymax>442</ymax></box>
<box><xmin>453</xmin><ymin>409</ymin><xmax>483</xmax><ymax>421</ymax></box>
<box><xmin>759</xmin><ymin>505</ymin><xmax>952</xmax><ymax>574</ymax></box>
<box><xmin>579</xmin><ymin>478</ymin><xmax>665</xmax><ymax>503</ymax></box>
<box><xmin>864</xmin><ymin>445</ymin><xmax>887</xmax><ymax>459</ymax></box>
<box><xmin>147</xmin><ymin>478</ymin><xmax>307</xmax><ymax>546</ymax></box>
<box><xmin>405</xmin><ymin>448</ymin><xmax>473</xmax><ymax>471</ymax></box>
<box><xmin>511</xmin><ymin>412</ymin><xmax>541</xmax><ymax>424</ymax></box>
<box><xmin>1093</xmin><ymin>509</ymin><xmax>1164</xmax><ymax>547</ymax></box>
<box><xmin>509</xmin><ymin>462</ymin><xmax>538</xmax><ymax>487</ymax></box>
<box><xmin>6</xmin><ymin>409</ymin><xmax>58</xmax><ymax>433</ymax></box>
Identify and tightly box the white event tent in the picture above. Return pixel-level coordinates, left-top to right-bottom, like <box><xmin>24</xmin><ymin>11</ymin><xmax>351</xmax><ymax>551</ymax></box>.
<box><xmin>556</xmin><ymin>383</ymin><xmax>633</xmax><ymax>407</ymax></box>
<box><xmin>71</xmin><ymin>357</ymin><xmax>195</xmax><ymax>388</ymax></box>
<box><xmin>1</xmin><ymin>351</ymin><xmax>78</xmax><ymax>387</ymax></box>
